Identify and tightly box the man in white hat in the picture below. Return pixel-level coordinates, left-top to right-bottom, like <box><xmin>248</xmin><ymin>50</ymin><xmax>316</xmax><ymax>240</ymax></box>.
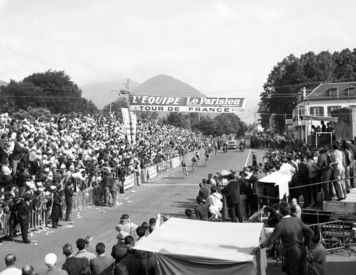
<box><xmin>44</xmin><ymin>253</ymin><xmax>67</xmax><ymax>275</ymax></box>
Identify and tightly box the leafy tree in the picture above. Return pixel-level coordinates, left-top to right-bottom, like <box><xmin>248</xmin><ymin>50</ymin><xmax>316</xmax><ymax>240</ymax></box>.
<box><xmin>135</xmin><ymin>111</ymin><xmax>159</xmax><ymax>121</ymax></box>
<box><xmin>166</xmin><ymin>112</ymin><xmax>188</xmax><ymax>128</ymax></box>
<box><xmin>193</xmin><ymin>116</ymin><xmax>216</xmax><ymax>136</ymax></box>
<box><xmin>213</xmin><ymin>113</ymin><xmax>247</xmax><ymax>137</ymax></box>
<box><xmin>12</xmin><ymin>106</ymin><xmax>52</xmax><ymax>121</ymax></box>
<box><xmin>0</xmin><ymin>70</ymin><xmax>98</xmax><ymax>114</ymax></box>
<box><xmin>258</xmin><ymin>49</ymin><xmax>355</xmax><ymax>132</ymax></box>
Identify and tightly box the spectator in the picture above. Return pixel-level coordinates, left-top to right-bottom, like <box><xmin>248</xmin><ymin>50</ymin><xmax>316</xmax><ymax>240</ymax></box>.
<box><xmin>62</xmin><ymin>243</ymin><xmax>90</xmax><ymax>275</ymax></box>
<box><xmin>111</xmin><ymin>232</ymin><xmax>128</xmax><ymax>264</ymax></box>
<box><xmin>194</xmin><ymin>197</ymin><xmax>210</xmax><ymax>221</ymax></box>
<box><xmin>90</xmin><ymin>243</ymin><xmax>113</xmax><ymax>275</ymax></box>
<box><xmin>257</xmin><ymin>202</ymin><xmax>314</xmax><ymax>275</ymax></box>
<box><xmin>64</xmin><ymin>180</ymin><xmax>75</xmax><ymax>222</ymax></box>
<box><xmin>330</xmin><ymin>144</ymin><xmax>347</xmax><ymax>200</ymax></box>
<box><xmin>115</xmin><ymin>236</ymin><xmax>145</xmax><ymax>275</ymax></box>
<box><xmin>0</xmin><ymin>254</ymin><xmax>21</xmax><ymax>275</ymax></box>
<box><xmin>307</xmin><ymin>234</ymin><xmax>326</xmax><ymax>275</ymax></box>
<box><xmin>135</xmin><ymin>227</ymin><xmax>156</xmax><ymax>275</ymax></box>
<box><xmin>291</xmin><ymin>198</ymin><xmax>302</xmax><ymax>219</ymax></box>
<box><xmin>221</xmin><ymin>172</ymin><xmax>243</xmax><ymax>222</ymax></box>
<box><xmin>16</xmin><ymin>192</ymin><xmax>32</xmax><ymax>243</ymax></box>
<box><xmin>76</xmin><ymin>238</ymin><xmax>96</xmax><ymax>262</ymax></box>
<box><xmin>44</xmin><ymin>253</ymin><xmax>67</xmax><ymax>275</ymax></box>
<box><xmin>51</xmin><ymin>188</ymin><xmax>62</xmax><ymax>228</ymax></box>
<box><xmin>112</xmin><ymin>264</ymin><xmax>128</xmax><ymax>275</ymax></box>
<box><xmin>115</xmin><ymin>214</ymin><xmax>138</xmax><ymax>236</ymax></box>
<box><xmin>21</xmin><ymin>265</ymin><xmax>36</xmax><ymax>275</ymax></box>
<box><xmin>85</xmin><ymin>236</ymin><xmax>96</xmax><ymax>254</ymax></box>
<box><xmin>207</xmin><ymin>185</ymin><xmax>223</xmax><ymax>220</ymax></box>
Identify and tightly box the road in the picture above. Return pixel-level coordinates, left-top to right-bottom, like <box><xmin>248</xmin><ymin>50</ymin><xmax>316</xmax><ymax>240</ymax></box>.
<box><xmin>1</xmin><ymin>148</ymin><xmax>355</xmax><ymax>275</ymax></box>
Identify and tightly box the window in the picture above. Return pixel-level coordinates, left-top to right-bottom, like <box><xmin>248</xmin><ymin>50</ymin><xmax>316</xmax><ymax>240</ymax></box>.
<box><xmin>299</xmin><ymin>106</ymin><xmax>305</xmax><ymax>116</ymax></box>
<box><xmin>310</xmin><ymin>107</ymin><xmax>324</xmax><ymax>116</ymax></box>
<box><xmin>327</xmin><ymin>106</ymin><xmax>341</xmax><ymax>116</ymax></box>
<box><xmin>346</xmin><ymin>88</ymin><xmax>356</xmax><ymax>97</ymax></box>
<box><xmin>328</xmin><ymin>88</ymin><xmax>337</xmax><ymax>97</ymax></box>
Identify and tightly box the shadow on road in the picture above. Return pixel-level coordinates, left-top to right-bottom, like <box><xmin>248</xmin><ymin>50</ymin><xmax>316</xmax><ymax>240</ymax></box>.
<box><xmin>267</xmin><ymin>259</ymin><xmax>356</xmax><ymax>275</ymax></box>
<box><xmin>172</xmin><ymin>198</ymin><xmax>197</xmax><ymax>210</ymax></box>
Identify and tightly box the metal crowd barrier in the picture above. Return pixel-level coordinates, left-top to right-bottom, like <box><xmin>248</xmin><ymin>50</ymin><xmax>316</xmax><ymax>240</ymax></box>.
<box><xmin>308</xmin><ymin>220</ymin><xmax>354</xmax><ymax>252</ymax></box>
<box><xmin>0</xmin><ymin>148</ymin><xmax>206</xmax><ymax>239</ymax></box>
<box><xmin>0</xmin><ymin>188</ymin><xmax>95</xmax><ymax>240</ymax></box>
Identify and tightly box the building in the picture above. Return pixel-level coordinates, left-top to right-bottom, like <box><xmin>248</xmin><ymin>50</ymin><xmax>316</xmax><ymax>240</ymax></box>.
<box><xmin>331</xmin><ymin>106</ymin><xmax>356</xmax><ymax>141</ymax></box>
<box><xmin>292</xmin><ymin>81</ymin><xmax>356</xmax><ymax>143</ymax></box>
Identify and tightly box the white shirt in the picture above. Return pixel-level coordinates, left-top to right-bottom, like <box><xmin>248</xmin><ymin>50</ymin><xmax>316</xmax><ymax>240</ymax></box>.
<box><xmin>0</xmin><ymin>266</ymin><xmax>22</xmax><ymax>275</ymax></box>
<box><xmin>1</xmin><ymin>164</ymin><xmax>12</xmax><ymax>176</ymax></box>
<box><xmin>207</xmin><ymin>192</ymin><xmax>223</xmax><ymax>210</ymax></box>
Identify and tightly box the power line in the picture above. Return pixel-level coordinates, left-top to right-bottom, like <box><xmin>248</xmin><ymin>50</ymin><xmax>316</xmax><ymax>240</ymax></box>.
<box><xmin>1</xmin><ymin>95</ymin><xmax>83</xmax><ymax>99</ymax></box>
<box><xmin>1</xmin><ymin>84</ymin><xmax>78</xmax><ymax>92</ymax></box>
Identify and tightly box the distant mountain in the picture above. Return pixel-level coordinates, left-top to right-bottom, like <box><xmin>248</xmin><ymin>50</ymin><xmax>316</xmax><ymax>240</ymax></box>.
<box><xmin>133</xmin><ymin>74</ymin><xmax>206</xmax><ymax>97</ymax></box>
<box><xmin>80</xmin><ymin>79</ymin><xmax>140</xmax><ymax>108</ymax></box>
<box><xmin>0</xmin><ymin>80</ymin><xmax>8</xmax><ymax>87</ymax></box>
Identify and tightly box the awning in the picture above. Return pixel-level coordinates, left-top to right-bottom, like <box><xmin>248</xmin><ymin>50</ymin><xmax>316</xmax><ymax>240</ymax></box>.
<box><xmin>302</xmin><ymin>115</ymin><xmax>338</xmax><ymax>123</ymax></box>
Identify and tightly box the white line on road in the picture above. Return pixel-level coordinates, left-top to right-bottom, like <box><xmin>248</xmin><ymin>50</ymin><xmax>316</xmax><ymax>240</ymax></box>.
<box><xmin>142</xmin><ymin>183</ymin><xmax>196</xmax><ymax>186</ymax></box>
<box><xmin>244</xmin><ymin>149</ymin><xmax>252</xmax><ymax>167</ymax></box>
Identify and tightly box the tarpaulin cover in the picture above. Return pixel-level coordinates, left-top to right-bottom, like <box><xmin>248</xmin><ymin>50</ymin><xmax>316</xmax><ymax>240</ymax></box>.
<box><xmin>155</xmin><ymin>254</ymin><xmax>256</xmax><ymax>275</ymax></box>
<box><xmin>258</xmin><ymin>170</ymin><xmax>291</xmax><ymax>199</ymax></box>
<box><xmin>134</xmin><ymin>218</ymin><xmax>266</xmax><ymax>275</ymax></box>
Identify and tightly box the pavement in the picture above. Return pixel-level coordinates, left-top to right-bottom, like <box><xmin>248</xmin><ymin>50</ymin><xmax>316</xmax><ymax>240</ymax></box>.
<box><xmin>1</xmin><ymin>148</ymin><xmax>355</xmax><ymax>274</ymax></box>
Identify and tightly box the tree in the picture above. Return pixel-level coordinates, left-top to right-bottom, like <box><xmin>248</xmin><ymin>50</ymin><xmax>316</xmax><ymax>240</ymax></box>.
<box><xmin>166</xmin><ymin>112</ymin><xmax>188</xmax><ymax>128</ymax></box>
<box><xmin>213</xmin><ymin>113</ymin><xmax>247</xmax><ymax>137</ymax></box>
<box><xmin>259</xmin><ymin>50</ymin><xmax>339</xmax><ymax>132</ymax></box>
<box><xmin>12</xmin><ymin>106</ymin><xmax>52</xmax><ymax>121</ymax></box>
<box><xmin>0</xmin><ymin>70</ymin><xmax>98</xmax><ymax>114</ymax></box>
<box><xmin>193</xmin><ymin>116</ymin><xmax>216</xmax><ymax>136</ymax></box>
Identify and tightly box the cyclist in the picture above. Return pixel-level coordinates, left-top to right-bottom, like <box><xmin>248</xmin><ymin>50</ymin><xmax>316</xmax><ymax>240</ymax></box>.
<box><xmin>204</xmin><ymin>150</ymin><xmax>210</xmax><ymax>165</ymax></box>
<box><xmin>195</xmin><ymin>151</ymin><xmax>200</xmax><ymax>164</ymax></box>
<box><xmin>181</xmin><ymin>159</ymin><xmax>188</xmax><ymax>178</ymax></box>
<box><xmin>214</xmin><ymin>142</ymin><xmax>218</xmax><ymax>155</ymax></box>
<box><xmin>191</xmin><ymin>155</ymin><xmax>198</xmax><ymax>171</ymax></box>
<box><xmin>239</xmin><ymin>138</ymin><xmax>246</xmax><ymax>152</ymax></box>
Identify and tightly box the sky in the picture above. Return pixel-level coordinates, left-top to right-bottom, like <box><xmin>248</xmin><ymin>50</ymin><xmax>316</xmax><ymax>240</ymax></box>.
<box><xmin>1</xmin><ymin>0</ymin><xmax>356</xmax><ymax>111</ymax></box>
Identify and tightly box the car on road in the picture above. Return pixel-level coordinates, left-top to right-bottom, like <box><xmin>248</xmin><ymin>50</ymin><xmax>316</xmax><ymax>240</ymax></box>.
<box><xmin>227</xmin><ymin>140</ymin><xmax>238</xmax><ymax>149</ymax></box>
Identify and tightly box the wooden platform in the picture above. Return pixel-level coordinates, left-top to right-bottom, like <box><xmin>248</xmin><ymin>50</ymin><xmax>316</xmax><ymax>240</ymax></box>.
<box><xmin>323</xmin><ymin>188</ymin><xmax>356</xmax><ymax>214</ymax></box>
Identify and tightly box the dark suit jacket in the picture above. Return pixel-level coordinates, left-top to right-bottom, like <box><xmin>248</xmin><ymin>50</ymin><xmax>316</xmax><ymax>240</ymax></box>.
<box><xmin>118</xmin><ymin>253</ymin><xmax>145</xmax><ymax>275</ymax></box>
<box><xmin>222</xmin><ymin>180</ymin><xmax>241</xmax><ymax>206</ymax></box>
<box><xmin>90</xmin><ymin>255</ymin><xmax>113</xmax><ymax>275</ymax></box>
<box><xmin>17</xmin><ymin>200</ymin><xmax>31</xmax><ymax>221</ymax></box>
<box><xmin>62</xmin><ymin>256</ymin><xmax>90</xmax><ymax>275</ymax></box>
<box><xmin>111</xmin><ymin>242</ymin><xmax>127</xmax><ymax>264</ymax></box>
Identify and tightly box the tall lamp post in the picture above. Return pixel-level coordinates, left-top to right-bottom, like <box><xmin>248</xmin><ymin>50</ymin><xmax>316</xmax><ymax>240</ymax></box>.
<box><xmin>109</xmin><ymin>90</ymin><xmax>121</xmax><ymax>115</ymax></box>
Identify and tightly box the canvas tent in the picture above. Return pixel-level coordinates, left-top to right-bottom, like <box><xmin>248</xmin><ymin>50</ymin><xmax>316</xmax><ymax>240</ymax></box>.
<box><xmin>134</xmin><ymin>218</ymin><xmax>266</xmax><ymax>275</ymax></box>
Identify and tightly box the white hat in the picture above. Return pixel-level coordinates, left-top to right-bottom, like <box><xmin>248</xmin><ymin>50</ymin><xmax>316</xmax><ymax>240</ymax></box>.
<box><xmin>44</xmin><ymin>253</ymin><xmax>57</xmax><ymax>267</ymax></box>
<box><xmin>220</xmin><ymin>170</ymin><xmax>230</xmax><ymax>176</ymax></box>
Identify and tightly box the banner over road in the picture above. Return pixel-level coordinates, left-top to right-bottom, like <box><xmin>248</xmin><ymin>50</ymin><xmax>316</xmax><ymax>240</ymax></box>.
<box><xmin>129</xmin><ymin>95</ymin><xmax>245</xmax><ymax>113</ymax></box>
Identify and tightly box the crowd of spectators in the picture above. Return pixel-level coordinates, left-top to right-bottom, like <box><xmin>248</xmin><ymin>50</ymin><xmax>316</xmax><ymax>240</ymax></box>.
<box><xmin>0</xmin><ymin>213</ymin><xmax>165</xmax><ymax>275</ymax></box>
<box><xmin>0</xmin><ymin>114</ymin><xmax>209</xmax><ymax>241</ymax></box>
<box><xmin>188</xmin><ymin>135</ymin><xmax>356</xmax><ymax>226</ymax></box>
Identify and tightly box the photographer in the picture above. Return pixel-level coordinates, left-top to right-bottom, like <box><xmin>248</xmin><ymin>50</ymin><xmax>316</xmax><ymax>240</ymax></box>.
<box><xmin>221</xmin><ymin>171</ymin><xmax>243</xmax><ymax>222</ymax></box>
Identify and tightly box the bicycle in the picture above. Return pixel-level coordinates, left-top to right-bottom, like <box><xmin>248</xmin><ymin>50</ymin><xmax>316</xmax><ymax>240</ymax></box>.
<box><xmin>205</xmin><ymin>155</ymin><xmax>209</xmax><ymax>166</ymax></box>
<box><xmin>192</xmin><ymin>160</ymin><xmax>198</xmax><ymax>172</ymax></box>
<box><xmin>182</xmin><ymin>166</ymin><xmax>188</xmax><ymax>179</ymax></box>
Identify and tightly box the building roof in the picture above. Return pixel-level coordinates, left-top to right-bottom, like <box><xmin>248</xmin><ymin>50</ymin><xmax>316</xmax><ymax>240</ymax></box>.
<box><xmin>305</xmin><ymin>82</ymin><xmax>356</xmax><ymax>101</ymax></box>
